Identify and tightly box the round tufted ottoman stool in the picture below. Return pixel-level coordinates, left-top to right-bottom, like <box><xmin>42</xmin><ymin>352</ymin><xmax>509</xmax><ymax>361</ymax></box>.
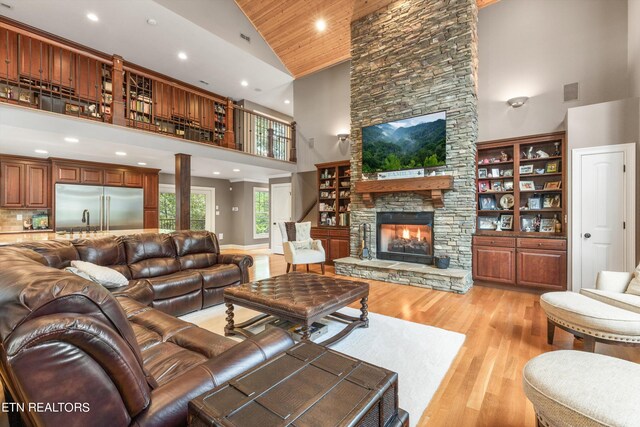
<box><xmin>523</xmin><ymin>350</ymin><xmax>640</xmax><ymax>427</ymax></box>
<box><xmin>541</xmin><ymin>291</ymin><xmax>640</xmax><ymax>351</ymax></box>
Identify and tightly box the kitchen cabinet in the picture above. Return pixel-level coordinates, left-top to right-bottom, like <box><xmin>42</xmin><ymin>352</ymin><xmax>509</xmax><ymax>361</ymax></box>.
<box><xmin>143</xmin><ymin>173</ymin><xmax>159</xmax><ymax>228</ymax></box>
<box><xmin>1</xmin><ymin>161</ymin><xmax>24</xmax><ymax>208</ymax></box>
<box><xmin>125</xmin><ymin>171</ymin><xmax>143</xmax><ymax>187</ymax></box>
<box><xmin>104</xmin><ymin>170</ymin><xmax>124</xmax><ymax>186</ymax></box>
<box><xmin>1</xmin><ymin>159</ymin><xmax>50</xmax><ymax>208</ymax></box>
<box><xmin>25</xmin><ymin>163</ymin><xmax>49</xmax><ymax>208</ymax></box>
<box><xmin>81</xmin><ymin>168</ymin><xmax>103</xmax><ymax>185</ymax></box>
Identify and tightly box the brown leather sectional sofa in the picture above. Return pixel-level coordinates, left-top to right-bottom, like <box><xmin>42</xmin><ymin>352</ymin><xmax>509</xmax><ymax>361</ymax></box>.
<box><xmin>0</xmin><ymin>232</ymin><xmax>295</xmax><ymax>427</ymax></box>
<box><xmin>17</xmin><ymin>231</ymin><xmax>252</xmax><ymax>316</ymax></box>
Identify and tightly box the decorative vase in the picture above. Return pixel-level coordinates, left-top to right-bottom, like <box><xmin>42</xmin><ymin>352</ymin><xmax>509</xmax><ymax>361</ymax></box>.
<box><xmin>434</xmin><ymin>256</ymin><xmax>450</xmax><ymax>269</ymax></box>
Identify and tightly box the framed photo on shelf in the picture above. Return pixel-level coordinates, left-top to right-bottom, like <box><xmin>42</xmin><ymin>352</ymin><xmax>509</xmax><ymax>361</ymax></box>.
<box><xmin>520</xmin><ymin>215</ymin><xmax>536</xmax><ymax>232</ymax></box>
<box><xmin>540</xmin><ymin>218</ymin><xmax>556</xmax><ymax>233</ymax></box>
<box><xmin>499</xmin><ymin>214</ymin><xmax>514</xmax><ymax>231</ymax></box>
<box><xmin>490</xmin><ymin>168</ymin><xmax>500</xmax><ymax>178</ymax></box>
<box><xmin>503</xmin><ymin>181</ymin><xmax>514</xmax><ymax>191</ymax></box>
<box><xmin>546</xmin><ymin>160</ymin><xmax>559</xmax><ymax>173</ymax></box>
<box><xmin>65</xmin><ymin>103</ymin><xmax>82</xmax><ymax>114</ymax></box>
<box><xmin>519</xmin><ymin>180</ymin><xmax>535</xmax><ymax>191</ymax></box>
<box><xmin>478</xmin><ymin>168</ymin><xmax>488</xmax><ymax>178</ymax></box>
<box><xmin>491</xmin><ymin>180</ymin><xmax>502</xmax><ymax>192</ymax></box>
<box><xmin>478</xmin><ymin>180</ymin><xmax>490</xmax><ymax>192</ymax></box>
<box><xmin>543</xmin><ymin>194</ymin><xmax>561</xmax><ymax>208</ymax></box>
<box><xmin>503</xmin><ymin>169</ymin><xmax>513</xmax><ymax>177</ymax></box>
<box><xmin>528</xmin><ymin>196</ymin><xmax>542</xmax><ymax>210</ymax></box>
<box><xmin>18</xmin><ymin>92</ymin><xmax>31</xmax><ymax>103</ymax></box>
<box><xmin>519</xmin><ymin>164</ymin><xmax>534</xmax><ymax>174</ymax></box>
<box><xmin>478</xmin><ymin>216</ymin><xmax>498</xmax><ymax>230</ymax></box>
<box><xmin>543</xmin><ymin>181</ymin><xmax>562</xmax><ymax>190</ymax></box>
<box><xmin>478</xmin><ymin>194</ymin><xmax>497</xmax><ymax>210</ymax></box>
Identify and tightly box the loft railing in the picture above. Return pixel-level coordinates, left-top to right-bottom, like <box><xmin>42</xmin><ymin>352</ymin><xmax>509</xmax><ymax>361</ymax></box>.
<box><xmin>233</xmin><ymin>106</ymin><xmax>296</xmax><ymax>162</ymax></box>
<box><xmin>0</xmin><ymin>18</ymin><xmax>297</xmax><ymax>163</ymax></box>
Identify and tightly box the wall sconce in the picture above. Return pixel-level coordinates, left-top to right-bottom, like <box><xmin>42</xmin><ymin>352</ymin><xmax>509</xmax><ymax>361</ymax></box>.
<box><xmin>507</xmin><ymin>96</ymin><xmax>529</xmax><ymax>108</ymax></box>
<box><xmin>337</xmin><ymin>133</ymin><xmax>350</xmax><ymax>142</ymax></box>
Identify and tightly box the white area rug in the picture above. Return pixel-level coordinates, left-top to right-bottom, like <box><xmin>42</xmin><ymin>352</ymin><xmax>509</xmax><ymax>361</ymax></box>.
<box><xmin>182</xmin><ymin>305</ymin><xmax>465</xmax><ymax>426</ymax></box>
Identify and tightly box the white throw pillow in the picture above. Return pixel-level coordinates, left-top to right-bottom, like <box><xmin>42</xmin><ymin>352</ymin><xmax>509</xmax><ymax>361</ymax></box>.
<box><xmin>69</xmin><ymin>260</ymin><xmax>128</xmax><ymax>289</ymax></box>
<box><xmin>292</xmin><ymin>239</ymin><xmax>313</xmax><ymax>250</ymax></box>
<box><xmin>295</xmin><ymin>221</ymin><xmax>311</xmax><ymax>241</ymax></box>
<box><xmin>626</xmin><ymin>263</ymin><xmax>640</xmax><ymax>296</ymax></box>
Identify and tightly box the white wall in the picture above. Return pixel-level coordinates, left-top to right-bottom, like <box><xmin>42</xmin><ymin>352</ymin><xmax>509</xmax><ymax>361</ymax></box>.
<box><xmin>478</xmin><ymin>0</ymin><xmax>629</xmax><ymax>141</ymax></box>
<box><xmin>293</xmin><ymin>61</ymin><xmax>351</xmax><ymax>172</ymax></box>
<box><xmin>630</xmin><ymin>0</ymin><xmax>640</xmax><ymax>98</ymax></box>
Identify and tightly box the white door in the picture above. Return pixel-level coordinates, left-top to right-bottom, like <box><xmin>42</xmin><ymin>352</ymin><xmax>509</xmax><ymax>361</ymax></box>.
<box><xmin>572</xmin><ymin>144</ymin><xmax>635</xmax><ymax>290</ymax></box>
<box><xmin>159</xmin><ymin>184</ymin><xmax>215</xmax><ymax>232</ymax></box>
<box><xmin>270</xmin><ymin>183</ymin><xmax>292</xmax><ymax>254</ymax></box>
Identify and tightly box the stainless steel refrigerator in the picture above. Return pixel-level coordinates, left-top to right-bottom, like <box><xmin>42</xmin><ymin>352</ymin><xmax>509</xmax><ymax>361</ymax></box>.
<box><xmin>55</xmin><ymin>184</ymin><xmax>144</xmax><ymax>231</ymax></box>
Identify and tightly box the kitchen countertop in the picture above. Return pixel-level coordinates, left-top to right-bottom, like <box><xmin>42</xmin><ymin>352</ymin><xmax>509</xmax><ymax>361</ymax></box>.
<box><xmin>0</xmin><ymin>229</ymin><xmax>163</xmax><ymax>246</ymax></box>
<box><xmin>0</xmin><ymin>229</ymin><xmax>54</xmax><ymax>235</ymax></box>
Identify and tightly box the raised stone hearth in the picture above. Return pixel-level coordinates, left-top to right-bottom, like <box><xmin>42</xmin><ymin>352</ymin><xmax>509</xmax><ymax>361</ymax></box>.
<box><xmin>334</xmin><ymin>257</ymin><xmax>472</xmax><ymax>294</ymax></box>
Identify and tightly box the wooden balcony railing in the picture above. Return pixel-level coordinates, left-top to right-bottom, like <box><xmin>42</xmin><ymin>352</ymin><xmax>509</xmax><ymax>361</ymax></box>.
<box><xmin>0</xmin><ymin>18</ymin><xmax>296</xmax><ymax>162</ymax></box>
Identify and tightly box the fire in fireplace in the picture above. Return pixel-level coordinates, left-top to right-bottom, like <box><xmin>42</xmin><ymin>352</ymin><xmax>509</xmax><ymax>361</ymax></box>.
<box><xmin>376</xmin><ymin>212</ymin><xmax>434</xmax><ymax>264</ymax></box>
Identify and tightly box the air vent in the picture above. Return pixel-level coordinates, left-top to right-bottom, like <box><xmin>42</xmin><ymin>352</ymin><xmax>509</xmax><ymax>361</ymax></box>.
<box><xmin>199</xmin><ymin>80</ymin><xmax>210</xmax><ymax>85</ymax></box>
<box><xmin>564</xmin><ymin>82</ymin><xmax>579</xmax><ymax>102</ymax></box>
<box><xmin>240</xmin><ymin>33</ymin><xmax>251</xmax><ymax>43</ymax></box>
<box><xmin>0</xmin><ymin>3</ymin><xmax>13</xmax><ymax>9</ymax></box>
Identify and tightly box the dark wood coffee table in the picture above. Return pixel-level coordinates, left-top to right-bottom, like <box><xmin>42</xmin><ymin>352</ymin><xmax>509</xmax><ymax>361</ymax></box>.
<box><xmin>188</xmin><ymin>341</ymin><xmax>409</xmax><ymax>427</ymax></box>
<box><xmin>223</xmin><ymin>272</ymin><xmax>369</xmax><ymax>346</ymax></box>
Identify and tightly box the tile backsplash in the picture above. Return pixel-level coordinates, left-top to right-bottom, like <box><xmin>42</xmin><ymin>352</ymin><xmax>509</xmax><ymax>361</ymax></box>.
<box><xmin>0</xmin><ymin>209</ymin><xmax>50</xmax><ymax>232</ymax></box>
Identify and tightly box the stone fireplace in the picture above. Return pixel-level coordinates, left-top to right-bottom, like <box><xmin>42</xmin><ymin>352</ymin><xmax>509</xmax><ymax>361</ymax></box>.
<box><xmin>333</xmin><ymin>0</ymin><xmax>478</xmax><ymax>294</ymax></box>
<box><xmin>376</xmin><ymin>212</ymin><xmax>434</xmax><ymax>264</ymax></box>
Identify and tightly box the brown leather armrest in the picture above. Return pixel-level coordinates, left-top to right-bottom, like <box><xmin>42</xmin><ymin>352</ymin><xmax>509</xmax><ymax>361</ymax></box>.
<box><xmin>201</xmin><ymin>327</ymin><xmax>294</xmax><ymax>386</ymax></box>
<box><xmin>110</xmin><ymin>280</ymin><xmax>154</xmax><ymax>306</ymax></box>
<box><xmin>217</xmin><ymin>254</ymin><xmax>253</xmax><ymax>283</ymax></box>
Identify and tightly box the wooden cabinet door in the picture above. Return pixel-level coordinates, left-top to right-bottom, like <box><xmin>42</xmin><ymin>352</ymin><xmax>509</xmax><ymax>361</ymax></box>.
<box><xmin>317</xmin><ymin>238</ymin><xmax>329</xmax><ymax>258</ymax></box>
<box><xmin>188</xmin><ymin>93</ymin><xmax>201</xmax><ymax>121</ymax></box>
<box><xmin>1</xmin><ymin>161</ymin><xmax>25</xmax><ymax>208</ymax></box>
<box><xmin>124</xmin><ymin>171</ymin><xmax>143</xmax><ymax>187</ymax></box>
<box><xmin>517</xmin><ymin>249</ymin><xmax>567</xmax><ymax>290</ymax></box>
<box><xmin>18</xmin><ymin>35</ymin><xmax>49</xmax><ymax>81</ymax></box>
<box><xmin>143</xmin><ymin>173</ymin><xmax>159</xmax><ymax>209</ymax></box>
<box><xmin>50</xmin><ymin>46</ymin><xmax>74</xmax><ymax>89</ymax></box>
<box><xmin>25</xmin><ymin>163</ymin><xmax>49</xmax><ymax>208</ymax></box>
<box><xmin>173</xmin><ymin>87</ymin><xmax>186</xmax><ymax>117</ymax></box>
<box><xmin>472</xmin><ymin>245</ymin><xmax>516</xmax><ymax>284</ymax></box>
<box><xmin>154</xmin><ymin>81</ymin><xmax>172</xmax><ymax>119</ymax></box>
<box><xmin>330</xmin><ymin>238</ymin><xmax>350</xmax><ymax>260</ymax></box>
<box><xmin>104</xmin><ymin>170</ymin><xmax>124</xmax><ymax>186</ymax></box>
<box><xmin>76</xmin><ymin>56</ymin><xmax>101</xmax><ymax>101</ymax></box>
<box><xmin>0</xmin><ymin>28</ymin><xmax>18</xmax><ymax>82</ymax></box>
<box><xmin>55</xmin><ymin>165</ymin><xmax>80</xmax><ymax>183</ymax></box>
<box><xmin>81</xmin><ymin>168</ymin><xmax>103</xmax><ymax>185</ymax></box>
<box><xmin>144</xmin><ymin>209</ymin><xmax>158</xmax><ymax>229</ymax></box>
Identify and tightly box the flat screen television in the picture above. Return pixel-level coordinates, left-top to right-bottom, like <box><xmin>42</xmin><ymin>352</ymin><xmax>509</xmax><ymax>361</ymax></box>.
<box><xmin>361</xmin><ymin>111</ymin><xmax>446</xmax><ymax>173</ymax></box>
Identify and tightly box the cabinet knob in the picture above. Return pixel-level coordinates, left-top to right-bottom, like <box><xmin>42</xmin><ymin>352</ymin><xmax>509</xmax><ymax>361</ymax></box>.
<box><xmin>538</xmin><ymin>243</ymin><xmax>542</xmax><ymax>246</ymax></box>
<box><xmin>490</xmin><ymin>240</ymin><xmax>495</xmax><ymax>244</ymax></box>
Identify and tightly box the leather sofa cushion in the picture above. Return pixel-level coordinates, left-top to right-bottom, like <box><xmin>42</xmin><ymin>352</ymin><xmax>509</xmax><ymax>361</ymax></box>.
<box><xmin>172</xmin><ymin>231</ymin><xmax>220</xmax><ymax>270</ymax></box>
<box><xmin>73</xmin><ymin>236</ymin><xmax>131</xmax><ymax>279</ymax></box>
<box><xmin>15</xmin><ymin>241</ymin><xmax>79</xmax><ymax>269</ymax></box>
<box><xmin>146</xmin><ymin>271</ymin><xmax>202</xmax><ymax>300</ymax></box>
<box><xmin>123</xmin><ymin>234</ymin><xmax>180</xmax><ymax>279</ymax></box>
<box><xmin>152</xmin><ymin>291</ymin><xmax>202</xmax><ymax>317</ymax></box>
<box><xmin>199</xmin><ymin>264</ymin><xmax>242</xmax><ymax>289</ymax></box>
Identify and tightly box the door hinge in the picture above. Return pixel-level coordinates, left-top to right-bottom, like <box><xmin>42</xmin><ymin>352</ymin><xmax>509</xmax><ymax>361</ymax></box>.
<box><xmin>624</xmin><ymin>221</ymin><xmax>626</xmax><ymax>229</ymax></box>
<box><xmin>623</xmin><ymin>164</ymin><xmax>626</xmax><ymax>172</ymax></box>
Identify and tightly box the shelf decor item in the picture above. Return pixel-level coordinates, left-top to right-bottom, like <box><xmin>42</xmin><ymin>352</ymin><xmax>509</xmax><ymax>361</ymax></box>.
<box><xmin>479</xmin><ymin>180</ymin><xmax>490</xmax><ymax>192</ymax></box>
<box><xmin>478</xmin><ymin>216</ymin><xmax>498</xmax><ymax>230</ymax></box>
<box><xmin>499</xmin><ymin>194</ymin><xmax>514</xmax><ymax>209</ymax></box>
<box><xmin>543</xmin><ymin>194</ymin><xmax>561</xmax><ymax>208</ymax></box>
<box><xmin>491</xmin><ymin>181</ymin><xmax>502</xmax><ymax>191</ymax></box>
<box><xmin>504</xmin><ymin>181</ymin><xmax>514</xmax><ymax>191</ymax></box>
<box><xmin>546</xmin><ymin>160</ymin><xmax>559</xmax><ymax>173</ymax></box>
<box><xmin>539</xmin><ymin>218</ymin><xmax>556</xmax><ymax>233</ymax></box>
<box><xmin>520</xmin><ymin>181</ymin><xmax>535</xmax><ymax>191</ymax></box>
<box><xmin>519</xmin><ymin>164</ymin><xmax>534</xmax><ymax>174</ymax></box>
<box><xmin>499</xmin><ymin>214</ymin><xmax>514</xmax><ymax>230</ymax></box>
<box><xmin>316</xmin><ymin>161</ymin><xmax>350</xmax><ymax>227</ymax></box>
<box><xmin>478</xmin><ymin>168</ymin><xmax>488</xmax><ymax>178</ymax></box>
<box><xmin>479</xmin><ymin>194</ymin><xmax>497</xmax><ymax>210</ymax></box>
<box><xmin>543</xmin><ymin>181</ymin><xmax>561</xmax><ymax>190</ymax></box>
<box><xmin>528</xmin><ymin>195</ymin><xmax>542</xmax><ymax>210</ymax></box>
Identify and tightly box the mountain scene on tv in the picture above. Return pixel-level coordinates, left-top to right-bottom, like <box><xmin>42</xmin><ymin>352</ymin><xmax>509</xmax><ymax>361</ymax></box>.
<box><xmin>362</xmin><ymin>111</ymin><xmax>446</xmax><ymax>173</ymax></box>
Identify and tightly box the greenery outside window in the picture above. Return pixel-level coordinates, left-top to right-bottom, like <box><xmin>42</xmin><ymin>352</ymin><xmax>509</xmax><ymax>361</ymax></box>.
<box><xmin>253</xmin><ymin>188</ymin><xmax>270</xmax><ymax>239</ymax></box>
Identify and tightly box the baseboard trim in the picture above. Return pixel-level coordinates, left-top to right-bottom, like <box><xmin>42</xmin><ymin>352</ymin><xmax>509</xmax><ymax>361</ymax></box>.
<box><xmin>220</xmin><ymin>243</ymin><xmax>270</xmax><ymax>250</ymax></box>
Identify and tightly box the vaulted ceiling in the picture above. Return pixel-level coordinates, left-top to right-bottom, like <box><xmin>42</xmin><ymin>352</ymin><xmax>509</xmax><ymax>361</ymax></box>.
<box><xmin>235</xmin><ymin>0</ymin><xmax>500</xmax><ymax>78</ymax></box>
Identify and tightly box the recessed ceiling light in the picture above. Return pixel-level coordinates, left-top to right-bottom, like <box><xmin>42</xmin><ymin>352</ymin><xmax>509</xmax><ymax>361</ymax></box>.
<box><xmin>315</xmin><ymin>19</ymin><xmax>327</xmax><ymax>32</ymax></box>
<box><xmin>284</xmin><ymin>99</ymin><xmax>290</xmax><ymax>104</ymax></box>
<box><xmin>115</xmin><ymin>151</ymin><xmax>127</xmax><ymax>156</ymax></box>
<box><xmin>240</xmin><ymin>80</ymin><xmax>248</xmax><ymax>87</ymax></box>
<box><xmin>34</xmin><ymin>149</ymin><xmax>48</xmax><ymax>154</ymax></box>
<box><xmin>233</xmin><ymin>168</ymin><xmax>240</xmax><ymax>172</ymax></box>
<box><xmin>213</xmin><ymin>171</ymin><xmax>220</xmax><ymax>175</ymax></box>
<box><xmin>178</xmin><ymin>51</ymin><xmax>188</xmax><ymax>60</ymax></box>
<box><xmin>86</xmin><ymin>12</ymin><xmax>99</xmax><ymax>22</ymax></box>
<box><xmin>64</xmin><ymin>137</ymin><xmax>79</xmax><ymax>143</ymax></box>
<box><xmin>146</xmin><ymin>18</ymin><xmax>157</xmax><ymax>26</ymax></box>
<box><xmin>137</xmin><ymin>162</ymin><xmax>147</xmax><ymax>166</ymax></box>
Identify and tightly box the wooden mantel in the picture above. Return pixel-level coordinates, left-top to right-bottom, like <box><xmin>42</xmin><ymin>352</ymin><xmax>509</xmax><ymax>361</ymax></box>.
<box><xmin>354</xmin><ymin>176</ymin><xmax>454</xmax><ymax>208</ymax></box>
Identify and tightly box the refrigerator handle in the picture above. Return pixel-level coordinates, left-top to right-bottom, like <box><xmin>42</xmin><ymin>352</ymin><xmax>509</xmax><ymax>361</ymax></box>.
<box><xmin>106</xmin><ymin>196</ymin><xmax>111</xmax><ymax>231</ymax></box>
<box><xmin>99</xmin><ymin>195</ymin><xmax>104</xmax><ymax>231</ymax></box>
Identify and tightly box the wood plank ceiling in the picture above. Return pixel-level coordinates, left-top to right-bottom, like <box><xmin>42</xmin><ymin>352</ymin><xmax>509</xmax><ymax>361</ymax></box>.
<box><xmin>235</xmin><ymin>0</ymin><xmax>500</xmax><ymax>78</ymax></box>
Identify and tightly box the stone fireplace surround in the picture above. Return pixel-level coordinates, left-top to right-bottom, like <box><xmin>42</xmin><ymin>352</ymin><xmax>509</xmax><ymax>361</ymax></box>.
<box><xmin>333</xmin><ymin>0</ymin><xmax>478</xmax><ymax>294</ymax></box>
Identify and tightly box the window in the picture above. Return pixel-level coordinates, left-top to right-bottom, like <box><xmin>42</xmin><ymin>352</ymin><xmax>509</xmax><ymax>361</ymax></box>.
<box><xmin>159</xmin><ymin>185</ymin><xmax>215</xmax><ymax>231</ymax></box>
<box><xmin>253</xmin><ymin>188</ymin><xmax>270</xmax><ymax>239</ymax></box>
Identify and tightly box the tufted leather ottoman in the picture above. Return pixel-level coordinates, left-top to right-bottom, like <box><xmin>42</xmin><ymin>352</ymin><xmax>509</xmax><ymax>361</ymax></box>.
<box><xmin>224</xmin><ymin>272</ymin><xmax>370</xmax><ymax>346</ymax></box>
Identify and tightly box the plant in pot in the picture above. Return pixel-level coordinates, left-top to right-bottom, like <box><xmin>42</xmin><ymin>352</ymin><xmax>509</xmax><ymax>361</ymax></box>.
<box><xmin>434</xmin><ymin>255</ymin><xmax>450</xmax><ymax>269</ymax></box>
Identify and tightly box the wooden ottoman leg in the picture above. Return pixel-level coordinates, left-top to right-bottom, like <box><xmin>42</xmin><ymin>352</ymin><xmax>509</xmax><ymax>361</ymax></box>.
<box><xmin>583</xmin><ymin>335</ymin><xmax>596</xmax><ymax>352</ymax></box>
<box><xmin>224</xmin><ymin>303</ymin><xmax>235</xmax><ymax>336</ymax></box>
<box><xmin>360</xmin><ymin>296</ymin><xmax>369</xmax><ymax>328</ymax></box>
<box><xmin>547</xmin><ymin>318</ymin><xmax>556</xmax><ymax>345</ymax></box>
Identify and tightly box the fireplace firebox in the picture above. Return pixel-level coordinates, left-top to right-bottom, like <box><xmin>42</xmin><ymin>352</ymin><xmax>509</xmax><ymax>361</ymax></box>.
<box><xmin>376</xmin><ymin>212</ymin><xmax>434</xmax><ymax>264</ymax></box>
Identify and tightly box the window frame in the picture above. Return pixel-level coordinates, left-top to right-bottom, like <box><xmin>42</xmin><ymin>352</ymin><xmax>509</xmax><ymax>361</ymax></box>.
<box><xmin>252</xmin><ymin>187</ymin><xmax>270</xmax><ymax>239</ymax></box>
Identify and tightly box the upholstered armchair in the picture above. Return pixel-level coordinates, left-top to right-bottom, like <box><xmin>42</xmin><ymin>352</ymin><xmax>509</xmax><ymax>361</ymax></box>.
<box><xmin>278</xmin><ymin>221</ymin><xmax>326</xmax><ymax>274</ymax></box>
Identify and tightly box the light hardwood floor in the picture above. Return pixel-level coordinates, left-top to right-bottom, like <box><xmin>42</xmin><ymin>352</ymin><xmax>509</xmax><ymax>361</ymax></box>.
<box><xmin>238</xmin><ymin>249</ymin><xmax>640</xmax><ymax>427</ymax></box>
